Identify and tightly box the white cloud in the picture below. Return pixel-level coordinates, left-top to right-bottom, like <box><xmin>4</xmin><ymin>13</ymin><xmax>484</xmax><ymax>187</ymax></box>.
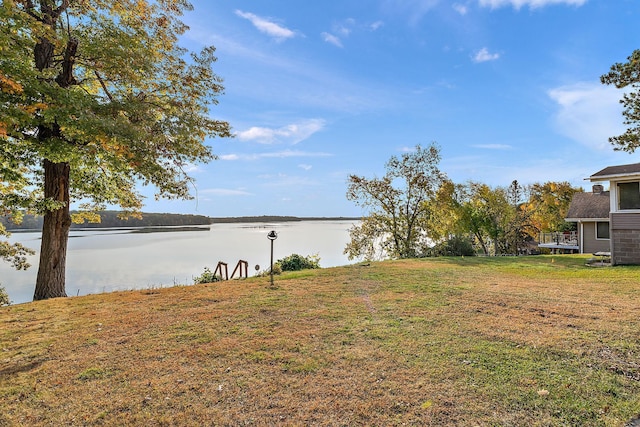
<box><xmin>298</xmin><ymin>164</ymin><xmax>313</xmax><ymax>171</ymax></box>
<box><xmin>321</xmin><ymin>32</ymin><xmax>343</xmax><ymax>48</ymax></box>
<box><xmin>548</xmin><ymin>82</ymin><xmax>625</xmax><ymax>150</ymax></box>
<box><xmin>478</xmin><ymin>0</ymin><xmax>587</xmax><ymax>10</ymax></box>
<box><xmin>186</xmin><ymin>22</ymin><xmax>394</xmax><ymax>115</ymax></box>
<box><xmin>201</xmin><ymin>188</ymin><xmax>253</xmax><ymax>196</ymax></box>
<box><xmin>236</xmin><ymin>119</ymin><xmax>326</xmax><ymax>145</ymax></box>
<box><xmin>181</xmin><ymin>162</ymin><xmax>201</xmax><ymax>173</ymax></box>
<box><xmin>473</xmin><ymin>47</ymin><xmax>500</xmax><ymax>63</ymax></box>
<box><xmin>187</xmin><ymin>18</ymin><xmax>401</xmax><ymax>119</ymax></box>
<box><xmin>218</xmin><ymin>151</ymin><xmax>332</xmax><ymax>161</ymax></box>
<box><xmin>236</xmin><ymin>127</ymin><xmax>278</xmax><ymax>143</ymax></box>
<box><xmin>258</xmin><ymin>150</ymin><xmax>332</xmax><ymax>159</ymax></box>
<box><xmin>322</xmin><ymin>19</ymin><xmax>380</xmax><ymax>48</ymax></box>
<box><xmin>323</xmin><ymin>19</ymin><xmax>356</xmax><ymax>48</ymax></box>
<box><xmin>383</xmin><ymin>0</ymin><xmax>440</xmax><ymax>25</ymax></box>
<box><xmin>235</xmin><ymin>10</ymin><xmax>296</xmax><ymax>41</ymax></box>
<box><xmin>453</xmin><ymin>3</ymin><xmax>469</xmax><ymax>14</ymax></box>
<box><xmin>335</xmin><ymin>19</ymin><xmax>355</xmax><ymax>36</ymax></box>
<box><xmin>370</xmin><ymin>21</ymin><xmax>384</xmax><ymax>31</ymax></box>
<box><xmin>471</xmin><ymin>144</ymin><xmax>513</xmax><ymax>150</ymax></box>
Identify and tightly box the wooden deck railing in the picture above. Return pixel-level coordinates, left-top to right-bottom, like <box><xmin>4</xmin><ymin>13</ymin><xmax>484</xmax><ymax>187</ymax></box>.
<box><xmin>538</xmin><ymin>231</ymin><xmax>578</xmax><ymax>246</ymax></box>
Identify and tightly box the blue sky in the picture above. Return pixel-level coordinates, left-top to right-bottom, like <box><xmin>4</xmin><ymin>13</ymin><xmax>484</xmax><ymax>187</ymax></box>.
<box><xmin>141</xmin><ymin>0</ymin><xmax>639</xmax><ymax>217</ymax></box>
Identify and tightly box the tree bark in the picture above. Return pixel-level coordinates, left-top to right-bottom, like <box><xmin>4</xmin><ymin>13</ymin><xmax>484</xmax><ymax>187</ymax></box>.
<box><xmin>34</xmin><ymin>160</ymin><xmax>71</xmax><ymax>300</ymax></box>
<box><xmin>475</xmin><ymin>233</ymin><xmax>489</xmax><ymax>256</ymax></box>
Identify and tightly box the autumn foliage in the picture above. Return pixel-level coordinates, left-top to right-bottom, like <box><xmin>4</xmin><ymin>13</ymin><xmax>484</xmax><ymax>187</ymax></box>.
<box><xmin>0</xmin><ymin>1</ymin><xmax>230</xmax><ymax>299</ymax></box>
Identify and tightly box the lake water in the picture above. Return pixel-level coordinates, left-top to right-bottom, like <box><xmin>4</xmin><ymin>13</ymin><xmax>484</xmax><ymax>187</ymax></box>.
<box><xmin>1</xmin><ymin>220</ymin><xmax>358</xmax><ymax>305</ymax></box>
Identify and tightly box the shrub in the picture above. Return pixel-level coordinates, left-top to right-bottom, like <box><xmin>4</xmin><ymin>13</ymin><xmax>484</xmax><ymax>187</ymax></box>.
<box><xmin>430</xmin><ymin>236</ymin><xmax>475</xmax><ymax>257</ymax></box>
<box><xmin>256</xmin><ymin>263</ymin><xmax>281</xmax><ymax>277</ymax></box>
<box><xmin>270</xmin><ymin>263</ymin><xmax>282</xmax><ymax>275</ymax></box>
<box><xmin>193</xmin><ymin>267</ymin><xmax>219</xmax><ymax>284</ymax></box>
<box><xmin>0</xmin><ymin>284</ymin><xmax>10</xmax><ymax>306</ymax></box>
<box><xmin>275</xmin><ymin>254</ymin><xmax>321</xmax><ymax>272</ymax></box>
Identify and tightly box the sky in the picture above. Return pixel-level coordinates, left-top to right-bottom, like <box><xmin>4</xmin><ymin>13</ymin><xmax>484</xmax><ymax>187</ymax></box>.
<box><xmin>139</xmin><ymin>0</ymin><xmax>639</xmax><ymax>217</ymax></box>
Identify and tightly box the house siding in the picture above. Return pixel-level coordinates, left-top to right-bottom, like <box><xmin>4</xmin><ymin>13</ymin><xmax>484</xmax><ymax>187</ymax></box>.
<box><xmin>581</xmin><ymin>222</ymin><xmax>610</xmax><ymax>254</ymax></box>
<box><xmin>611</xmin><ymin>213</ymin><xmax>640</xmax><ymax>265</ymax></box>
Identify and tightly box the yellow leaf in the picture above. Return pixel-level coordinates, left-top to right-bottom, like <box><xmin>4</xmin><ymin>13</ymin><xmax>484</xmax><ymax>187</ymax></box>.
<box><xmin>22</xmin><ymin>102</ymin><xmax>48</xmax><ymax>114</ymax></box>
<box><xmin>0</xmin><ymin>73</ymin><xmax>23</xmax><ymax>94</ymax></box>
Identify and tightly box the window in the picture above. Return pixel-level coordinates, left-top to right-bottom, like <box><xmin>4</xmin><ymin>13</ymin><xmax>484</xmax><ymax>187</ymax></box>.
<box><xmin>619</xmin><ymin>182</ymin><xmax>640</xmax><ymax>209</ymax></box>
<box><xmin>596</xmin><ymin>221</ymin><xmax>610</xmax><ymax>239</ymax></box>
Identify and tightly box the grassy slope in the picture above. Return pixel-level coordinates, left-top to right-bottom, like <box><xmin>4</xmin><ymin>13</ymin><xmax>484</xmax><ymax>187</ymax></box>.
<box><xmin>1</xmin><ymin>255</ymin><xmax>640</xmax><ymax>426</ymax></box>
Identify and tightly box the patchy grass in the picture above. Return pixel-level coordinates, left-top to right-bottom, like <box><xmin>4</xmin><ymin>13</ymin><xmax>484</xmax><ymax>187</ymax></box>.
<box><xmin>1</xmin><ymin>255</ymin><xmax>640</xmax><ymax>425</ymax></box>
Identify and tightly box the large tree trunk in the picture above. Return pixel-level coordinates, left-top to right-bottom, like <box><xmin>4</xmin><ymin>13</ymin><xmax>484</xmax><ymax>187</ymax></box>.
<box><xmin>31</xmin><ymin>3</ymin><xmax>75</xmax><ymax>300</ymax></box>
<box><xmin>33</xmin><ymin>160</ymin><xmax>71</xmax><ymax>300</ymax></box>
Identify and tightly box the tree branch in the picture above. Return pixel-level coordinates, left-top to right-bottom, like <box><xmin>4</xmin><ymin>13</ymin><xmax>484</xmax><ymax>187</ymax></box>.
<box><xmin>55</xmin><ymin>38</ymin><xmax>78</xmax><ymax>88</ymax></box>
<box><xmin>18</xmin><ymin>0</ymin><xmax>43</xmax><ymax>22</ymax></box>
<box><xmin>94</xmin><ymin>71</ymin><xmax>114</xmax><ymax>102</ymax></box>
<box><xmin>52</xmin><ymin>0</ymin><xmax>70</xmax><ymax>20</ymax></box>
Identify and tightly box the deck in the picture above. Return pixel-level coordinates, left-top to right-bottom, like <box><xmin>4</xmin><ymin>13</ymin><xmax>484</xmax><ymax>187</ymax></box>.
<box><xmin>538</xmin><ymin>232</ymin><xmax>579</xmax><ymax>253</ymax></box>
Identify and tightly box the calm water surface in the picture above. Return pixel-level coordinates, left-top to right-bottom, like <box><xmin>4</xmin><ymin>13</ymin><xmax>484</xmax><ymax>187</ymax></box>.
<box><xmin>1</xmin><ymin>220</ymin><xmax>357</xmax><ymax>305</ymax></box>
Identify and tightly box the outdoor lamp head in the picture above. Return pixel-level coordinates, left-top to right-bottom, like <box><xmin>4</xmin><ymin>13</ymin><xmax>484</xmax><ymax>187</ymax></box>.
<box><xmin>267</xmin><ymin>230</ymin><xmax>278</xmax><ymax>240</ymax></box>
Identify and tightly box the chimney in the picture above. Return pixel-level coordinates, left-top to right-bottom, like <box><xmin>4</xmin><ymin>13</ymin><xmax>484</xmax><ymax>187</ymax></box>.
<box><xmin>592</xmin><ymin>184</ymin><xmax>604</xmax><ymax>194</ymax></box>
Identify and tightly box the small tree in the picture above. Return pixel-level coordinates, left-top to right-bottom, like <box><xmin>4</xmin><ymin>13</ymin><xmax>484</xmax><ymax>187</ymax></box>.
<box><xmin>345</xmin><ymin>143</ymin><xmax>446</xmax><ymax>260</ymax></box>
<box><xmin>0</xmin><ymin>283</ymin><xmax>10</xmax><ymax>306</ymax></box>
<box><xmin>504</xmin><ymin>180</ymin><xmax>531</xmax><ymax>255</ymax></box>
<box><xmin>524</xmin><ymin>181</ymin><xmax>582</xmax><ymax>235</ymax></box>
<box><xmin>438</xmin><ymin>181</ymin><xmax>516</xmax><ymax>256</ymax></box>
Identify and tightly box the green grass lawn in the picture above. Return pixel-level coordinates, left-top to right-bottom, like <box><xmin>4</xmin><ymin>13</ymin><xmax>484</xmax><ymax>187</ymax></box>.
<box><xmin>1</xmin><ymin>255</ymin><xmax>640</xmax><ymax>426</ymax></box>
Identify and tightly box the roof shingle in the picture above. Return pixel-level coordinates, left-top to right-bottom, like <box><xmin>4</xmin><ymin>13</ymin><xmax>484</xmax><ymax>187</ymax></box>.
<box><xmin>591</xmin><ymin>162</ymin><xmax>640</xmax><ymax>179</ymax></box>
<box><xmin>566</xmin><ymin>191</ymin><xmax>610</xmax><ymax>220</ymax></box>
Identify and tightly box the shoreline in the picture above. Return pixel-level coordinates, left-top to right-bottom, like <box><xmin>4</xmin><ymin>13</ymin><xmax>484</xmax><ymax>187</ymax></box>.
<box><xmin>4</xmin><ymin>215</ymin><xmax>360</xmax><ymax>232</ymax></box>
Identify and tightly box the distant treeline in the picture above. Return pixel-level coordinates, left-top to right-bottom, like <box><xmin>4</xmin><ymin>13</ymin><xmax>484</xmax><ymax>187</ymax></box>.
<box><xmin>2</xmin><ymin>212</ymin><xmax>360</xmax><ymax>230</ymax></box>
<box><xmin>1</xmin><ymin>211</ymin><xmax>211</xmax><ymax>230</ymax></box>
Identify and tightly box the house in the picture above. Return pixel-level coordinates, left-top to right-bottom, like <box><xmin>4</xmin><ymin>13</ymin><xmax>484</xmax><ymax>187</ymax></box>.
<box><xmin>564</xmin><ymin>185</ymin><xmax>610</xmax><ymax>255</ymax></box>
<box><xmin>589</xmin><ymin>162</ymin><xmax>640</xmax><ymax>265</ymax></box>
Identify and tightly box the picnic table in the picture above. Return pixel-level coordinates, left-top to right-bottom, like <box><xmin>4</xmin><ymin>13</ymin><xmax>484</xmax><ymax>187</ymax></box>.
<box><xmin>593</xmin><ymin>251</ymin><xmax>611</xmax><ymax>265</ymax></box>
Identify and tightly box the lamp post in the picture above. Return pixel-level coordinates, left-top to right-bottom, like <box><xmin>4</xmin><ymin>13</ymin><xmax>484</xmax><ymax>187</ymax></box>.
<box><xmin>267</xmin><ymin>230</ymin><xmax>278</xmax><ymax>287</ymax></box>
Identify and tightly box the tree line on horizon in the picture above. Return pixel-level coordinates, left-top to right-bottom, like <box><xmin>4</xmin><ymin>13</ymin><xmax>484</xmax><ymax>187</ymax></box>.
<box><xmin>0</xmin><ymin>213</ymin><xmax>361</xmax><ymax>231</ymax></box>
<box><xmin>0</xmin><ymin>211</ymin><xmax>212</xmax><ymax>231</ymax></box>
